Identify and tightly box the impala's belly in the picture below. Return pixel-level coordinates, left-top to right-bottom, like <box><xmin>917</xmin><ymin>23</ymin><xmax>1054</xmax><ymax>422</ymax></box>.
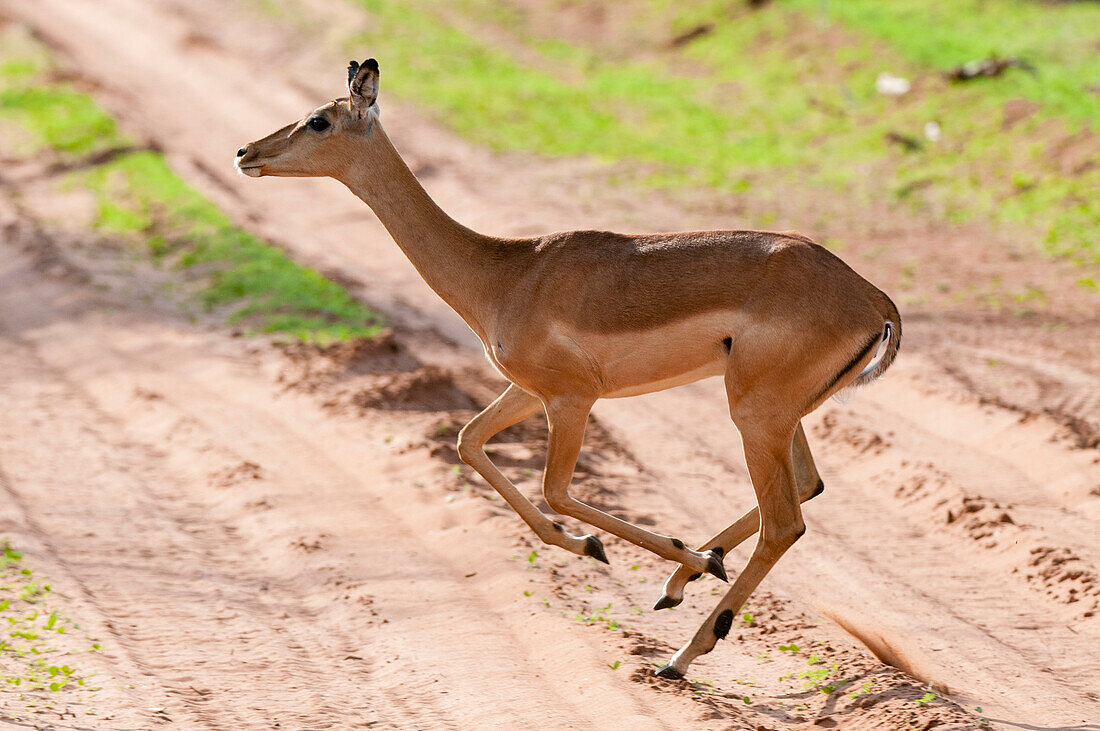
<box><xmin>568</xmin><ymin>311</ymin><xmax>734</xmax><ymax>399</ymax></box>
<box><xmin>600</xmin><ymin>360</ymin><xmax>726</xmax><ymax>398</ymax></box>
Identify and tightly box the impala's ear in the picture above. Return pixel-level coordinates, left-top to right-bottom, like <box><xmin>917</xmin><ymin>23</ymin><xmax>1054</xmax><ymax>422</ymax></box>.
<box><xmin>347</xmin><ymin>58</ymin><xmax>379</xmax><ymax>119</ymax></box>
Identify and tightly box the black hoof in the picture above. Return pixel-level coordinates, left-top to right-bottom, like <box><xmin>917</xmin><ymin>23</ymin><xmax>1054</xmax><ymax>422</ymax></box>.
<box><xmin>652</xmin><ymin>594</ymin><xmax>681</xmax><ymax>611</ymax></box>
<box><xmin>704</xmin><ymin>550</ymin><xmax>728</xmax><ymax>583</ymax></box>
<box><xmin>654</xmin><ymin>664</ymin><xmax>684</xmax><ymax>680</ymax></box>
<box><xmin>583</xmin><ymin>535</ymin><xmax>609</xmax><ymax>564</ymax></box>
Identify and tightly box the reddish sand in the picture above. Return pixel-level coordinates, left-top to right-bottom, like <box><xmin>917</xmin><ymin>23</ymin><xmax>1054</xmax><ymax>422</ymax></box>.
<box><xmin>0</xmin><ymin>0</ymin><xmax>1097</xmax><ymax>728</ymax></box>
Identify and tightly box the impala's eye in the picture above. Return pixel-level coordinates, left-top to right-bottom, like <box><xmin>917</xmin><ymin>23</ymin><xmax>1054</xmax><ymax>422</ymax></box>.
<box><xmin>306</xmin><ymin>117</ymin><xmax>330</xmax><ymax>132</ymax></box>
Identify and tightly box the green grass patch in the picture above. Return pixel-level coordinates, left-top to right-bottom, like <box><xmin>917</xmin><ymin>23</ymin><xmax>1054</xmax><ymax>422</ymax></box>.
<box><xmin>348</xmin><ymin>0</ymin><xmax>1098</xmax><ymax>265</ymax></box>
<box><xmin>351</xmin><ymin>0</ymin><xmax>822</xmax><ymax>180</ymax></box>
<box><xmin>788</xmin><ymin>0</ymin><xmax>1100</xmax><ymax>122</ymax></box>
<box><xmin>0</xmin><ymin>86</ymin><xmax>123</xmax><ymax>154</ymax></box>
<box><xmin>0</xmin><ymin>34</ymin><xmax>383</xmax><ymax>342</ymax></box>
<box><xmin>0</xmin><ymin>31</ymin><xmax>123</xmax><ymax>155</ymax></box>
<box><xmin>83</xmin><ymin>152</ymin><xmax>383</xmax><ymax>341</ymax></box>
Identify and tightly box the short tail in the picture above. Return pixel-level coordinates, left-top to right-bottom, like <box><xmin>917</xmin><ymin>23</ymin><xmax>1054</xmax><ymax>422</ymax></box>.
<box><xmin>811</xmin><ymin>298</ymin><xmax>902</xmax><ymax>408</ymax></box>
<box><xmin>850</xmin><ymin>318</ymin><xmax>900</xmax><ymax>388</ymax></box>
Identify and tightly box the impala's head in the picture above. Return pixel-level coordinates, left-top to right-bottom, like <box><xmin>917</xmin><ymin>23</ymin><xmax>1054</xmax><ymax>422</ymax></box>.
<box><xmin>235</xmin><ymin>58</ymin><xmax>380</xmax><ymax>179</ymax></box>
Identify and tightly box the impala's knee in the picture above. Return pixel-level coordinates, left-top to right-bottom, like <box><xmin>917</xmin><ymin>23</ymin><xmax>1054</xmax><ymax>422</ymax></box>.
<box><xmin>784</xmin><ymin>520</ymin><xmax>807</xmax><ymax>547</ymax></box>
<box><xmin>456</xmin><ymin>427</ymin><xmax>483</xmax><ymax>465</ymax></box>
<box><xmin>763</xmin><ymin>519</ymin><xmax>805</xmax><ymax>554</ymax></box>
<box><xmin>809</xmin><ymin>478</ymin><xmax>824</xmax><ymax>500</ymax></box>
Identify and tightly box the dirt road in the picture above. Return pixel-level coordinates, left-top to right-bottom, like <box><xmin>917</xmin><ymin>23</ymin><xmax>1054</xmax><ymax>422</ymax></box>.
<box><xmin>1</xmin><ymin>0</ymin><xmax>1098</xmax><ymax>727</ymax></box>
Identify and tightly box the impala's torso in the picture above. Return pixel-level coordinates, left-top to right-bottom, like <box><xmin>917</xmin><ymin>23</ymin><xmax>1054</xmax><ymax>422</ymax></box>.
<box><xmin>482</xmin><ymin>229</ymin><xmax>889</xmax><ymax>402</ymax></box>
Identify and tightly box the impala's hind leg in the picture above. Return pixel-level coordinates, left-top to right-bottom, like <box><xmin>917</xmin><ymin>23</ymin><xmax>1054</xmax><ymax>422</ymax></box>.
<box><xmin>540</xmin><ymin>396</ymin><xmax>727</xmax><ymax>578</ymax></box>
<box><xmin>458</xmin><ymin>384</ymin><xmax>606</xmax><ymax>561</ymax></box>
<box><xmin>653</xmin><ymin>422</ymin><xmax>822</xmax><ymax>610</ymax></box>
<box><xmin>656</xmin><ymin>329</ymin><xmax>821</xmax><ymax>679</ymax></box>
<box><xmin>656</xmin><ymin>417</ymin><xmax>804</xmax><ymax>679</ymax></box>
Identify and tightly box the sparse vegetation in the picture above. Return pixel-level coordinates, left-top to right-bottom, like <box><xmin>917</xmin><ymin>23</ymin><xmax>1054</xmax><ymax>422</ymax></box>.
<box><xmin>0</xmin><ymin>34</ymin><xmax>383</xmax><ymax>342</ymax></box>
<box><xmin>0</xmin><ymin>542</ymin><xmax>97</xmax><ymax>708</ymax></box>
<box><xmin>0</xmin><ymin>86</ymin><xmax>122</xmax><ymax>154</ymax></box>
<box><xmin>572</xmin><ymin>602</ymin><xmax>628</xmax><ymax>632</ymax></box>
<box><xmin>348</xmin><ymin>0</ymin><xmax>1100</xmax><ymax>265</ymax></box>
<box><xmin>849</xmin><ymin>680</ymin><xmax>873</xmax><ymax>698</ymax></box>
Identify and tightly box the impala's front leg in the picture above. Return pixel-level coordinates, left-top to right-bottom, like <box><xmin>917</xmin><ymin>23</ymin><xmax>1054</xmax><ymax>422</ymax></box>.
<box><xmin>458</xmin><ymin>384</ymin><xmax>608</xmax><ymax>562</ymax></box>
<box><xmin>542</xmin><ymin>396</ymin><xmax>727</xmax><ymax>579</ymax></box>
<box><xmin>654</xmin><ymin>421</ymin><xmax>823</xmax><ymax>610</ymax></box>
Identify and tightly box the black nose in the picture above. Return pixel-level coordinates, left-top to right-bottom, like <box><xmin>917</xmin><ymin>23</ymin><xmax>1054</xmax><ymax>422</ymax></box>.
<box><xmin>236</xmin><ymin>147</ymin><xmax>247</xmax><ymax>158</ymax></box>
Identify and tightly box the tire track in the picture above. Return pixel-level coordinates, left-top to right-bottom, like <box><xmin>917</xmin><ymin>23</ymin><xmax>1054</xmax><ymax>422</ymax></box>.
<box><xmin>0</xmin><ymin>331</ymin><xmax>378</xmax><ymax>729</ymax></box>
<box><xmin>4</xmin><ymin>0</ymin><xmax>1098</xmax><ymax>724</ymax></box>
<box><xmin>0</xmin><ymin>207</ymin><xmax>685</xmax><ymax>728</ymax></box>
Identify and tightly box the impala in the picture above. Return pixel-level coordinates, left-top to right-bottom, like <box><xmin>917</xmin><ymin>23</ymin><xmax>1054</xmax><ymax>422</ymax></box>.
<box><xmin>236</xmin><ymin>59</ymin><xmax>901</xmax><ymax>678</ymax></box>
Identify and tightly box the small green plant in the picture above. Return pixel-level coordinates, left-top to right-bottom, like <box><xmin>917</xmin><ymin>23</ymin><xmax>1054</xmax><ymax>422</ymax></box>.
<box><xmin>0</xmin><ymin>539</ymin><xmax>96</xmax><ymax>698</ymax></box>
<box><xmin>573</xmin><ymin>603</ymin><xmax>627</xmax><ymax>632</ymax></box>
<box><xmin>19</xmin><ymin>582</ymin><xmax>47</xmax><ymax>602</ymax></box>
<box><xmin>1</xmin><ymin>544</ymin><xmax>23</xmax><ymax>566</ymax></box>
<box><xmin>849</xmin><ymin>681</ymin><xmax>873</xmax><ymax>698</ymax></box>
<box><xmin>608</xmin><ymin>660</ymin><xmax>620</xmax><ymax>670</ymax></box>
<box><xmin>526</xmin><ymin>550</ymin><xmax>538</xmax><ymax>564</ymax></box>
<box><xmin>916</xmin><ymin>690</ymin><xmax>936</xmax><ymax>705</ymax></box>
<box><xmin>785</xmin><ymin>653</ymin><xmax>844</xmax><ymax>695</ymax></box>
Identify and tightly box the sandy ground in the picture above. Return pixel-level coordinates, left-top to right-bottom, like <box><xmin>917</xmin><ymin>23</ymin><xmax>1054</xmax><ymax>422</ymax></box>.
<box><xmin>0</xmin><ymin>0</ymin><xmax>1098</xmax><ymax>728</ymax></box>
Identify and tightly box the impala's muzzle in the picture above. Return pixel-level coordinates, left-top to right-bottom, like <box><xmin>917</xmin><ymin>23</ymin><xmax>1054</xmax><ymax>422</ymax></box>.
<box><xmin>234</xmin><ymin>143</ymin><xmax>265</xmax><ymax>177</ymax></box>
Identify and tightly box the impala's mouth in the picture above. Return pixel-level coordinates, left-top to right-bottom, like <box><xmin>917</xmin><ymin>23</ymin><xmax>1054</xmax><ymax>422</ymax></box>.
<box><xmin>234</xmin><ymin>158</ymin><xmax>265</xmax><ymax>177</ymax></box>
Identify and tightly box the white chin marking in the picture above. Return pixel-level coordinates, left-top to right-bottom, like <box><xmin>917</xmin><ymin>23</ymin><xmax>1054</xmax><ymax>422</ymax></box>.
<box><xmin>235</xmin><ymin>163</ymin><xmax>262</xmax><ymax>178</ymax></box>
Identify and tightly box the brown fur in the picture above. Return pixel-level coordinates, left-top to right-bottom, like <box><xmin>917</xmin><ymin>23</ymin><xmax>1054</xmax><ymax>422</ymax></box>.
<box><xmin>237</xmin><ymin>59</ymin><xmax>903</xmax><ymax>677</ymax></box>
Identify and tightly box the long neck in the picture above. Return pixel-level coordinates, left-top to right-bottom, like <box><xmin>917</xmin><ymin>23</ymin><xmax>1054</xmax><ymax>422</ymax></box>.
<box><xmin>337</xmin><ymin>125</ymin><xmax>512</xmax><ymax>338</ymax></box>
